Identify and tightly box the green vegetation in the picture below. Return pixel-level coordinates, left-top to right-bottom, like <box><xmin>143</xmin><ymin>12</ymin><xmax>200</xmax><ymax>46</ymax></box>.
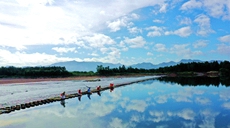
<box><xmin>0</xmin><ymin>60</ymin><xmax>230</xmax><ymax>78</ymax></box>
<box><xmin>0</xmin><ymin>66</ymin><xmax>72</xmax><ymax>78</ymax></box>
<box><xmin>71</xmin><ymin>71</ymin><xmax>95</xmax><ymax>76</ymax></box>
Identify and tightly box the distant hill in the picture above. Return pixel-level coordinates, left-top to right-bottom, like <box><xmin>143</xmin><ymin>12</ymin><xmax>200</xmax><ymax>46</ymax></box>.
<box><xmin>50</xmin><ymin>59</ymin><xmax>220</xmax><ymax>72</ymax></box>
<box><xmin>130</xmin><ymin>59</ymin><xmax>202</xmax><ymax>69</ymax></box>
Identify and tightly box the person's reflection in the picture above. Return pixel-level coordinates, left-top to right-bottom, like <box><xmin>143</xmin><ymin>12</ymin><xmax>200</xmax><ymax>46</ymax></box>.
<box><xmin>97</xmin><ymin>91</ymin><xmax>101</xmax><ymax>96</ymax></box>
<box><xmin>87</xmin><ymin>93</ymin><xmax>91</xmax><ymax>100</ymax></box>
<box><xmin>60</xmin><ymin>100</ymin><xmax>65</xmax><ymax>107</ymax></box>
<box><xmin>110</xmin><ymin>87</ymin><xmax>114</xmax><ymax>92</ymax></box>
<box><xmin>78</xmin><ymin>95</ymin><xmax>82</xmax><ymax>101</ymax></box>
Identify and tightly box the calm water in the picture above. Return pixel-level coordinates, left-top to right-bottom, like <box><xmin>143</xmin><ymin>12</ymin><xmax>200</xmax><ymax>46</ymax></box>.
<box><xmin>1</xmin><ymin>78</ymin><xmax>230</xmax><ymax>128</ymax></box>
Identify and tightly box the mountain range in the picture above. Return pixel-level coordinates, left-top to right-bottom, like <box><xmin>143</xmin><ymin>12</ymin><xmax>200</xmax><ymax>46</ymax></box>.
<box><xmin>50</xmin><ymin>59</ymin><xmax>217</xmax><ymax>72</ymax></box>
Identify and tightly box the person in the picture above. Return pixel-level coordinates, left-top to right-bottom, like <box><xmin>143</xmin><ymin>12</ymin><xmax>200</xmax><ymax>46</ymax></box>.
<box><xmin>110</xmin><ymin>83</ymin><xmax>114</xmax><ymax>88</ymax></box>
<box><xmin>97</xmin><ymin>85</ymin><xmax>101</xmax><ymax>96</ymax></box>
<box><xmin>97</xmin><ymin>86</ymin><xmax>101</xmax><ymax>91</ymax></box>
<box><xmin>60</xmin><ymin>91</ymin><xmax>66</xmax><ymax>100</ymax></box>
<box><xmin>87</xmin><ymin>86</ymin><xmax>92</xmax><ymax>94</ymax></box>
<box><xmin>78</xmin><ymin>89</ymin><xmax>82</xmax><ymax>96</ymax></box>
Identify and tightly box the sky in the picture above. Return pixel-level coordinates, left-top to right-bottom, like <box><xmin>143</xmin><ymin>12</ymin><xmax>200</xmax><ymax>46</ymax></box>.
<box><xmin>0</xmin><ymin>0</ymin><xmax>230</xmax><ymax>67</ymax></box>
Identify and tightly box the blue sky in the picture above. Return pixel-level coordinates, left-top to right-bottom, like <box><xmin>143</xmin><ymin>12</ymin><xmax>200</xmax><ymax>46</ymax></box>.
<box><xmin>0</xmin><ymin>0</ymin><xmax>230</xmax><ymax>67</ymax></box>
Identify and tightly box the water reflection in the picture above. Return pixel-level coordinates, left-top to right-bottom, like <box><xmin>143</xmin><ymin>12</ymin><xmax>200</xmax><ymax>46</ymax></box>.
<box><xmin>97</xmin><ymin>91</ymin><xmax>101</xmax><ymax>96</ymax></box>
<box><xmin>156</xmin><ymin>76</ymin><xmax>230</xmax><ymax>86</ymax></box>
<box><xmin>60</xmin><ymin>100</ymin><xmax>65</xmax><ymax>107</ymax></box>
<box><xmin>87</xmin><ymin>93</ymin><xmax>91</xmax><ymax>100</ymax></box>
<box><xmin>1</xmin><ymin>78</ymin><xmax>230</xmax><ymax>128</ymax></box>
<box><xmin>78</xmin><ymin>96</ymin><xmax>82</xmax><ymax>101</ymax></box>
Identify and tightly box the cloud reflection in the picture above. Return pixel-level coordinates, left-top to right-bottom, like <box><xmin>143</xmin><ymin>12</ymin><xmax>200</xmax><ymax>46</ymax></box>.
<box><xmin>108</xmin><ymin>117</ymin><xmax>128</xmax><ymax>128</ymax></box>
<box><xmin>126</xmin><ymin>100</ymin><xmax>147</xmax><ymax>112</ymax></box>
<box><xmin>154</xmin><ymin>95</ymin><xmax>168</xmax><ymax>104</ymax></box>
<box><xmin>195</xmin><ymin>97</ymin><xmax>211</xmax><ymax>105</ymax></box>
<box><xmin>198</xmin><ymin>109</ymin><xmax>219</xmax><ymax>128</ymax></box>
<box><xmin>149</xmin><ymin>110</ymin><xmax>168</xmax><ymax>123</ymax></box>
<box><xmin>222</xmin><ymin>102</ymin><xmax>230</xmax><ymax>109</ymax></box>
<box><xmin>168</xmin><ymin>109</ymin><xmax>196</xmax><ymax>121</ymax></box>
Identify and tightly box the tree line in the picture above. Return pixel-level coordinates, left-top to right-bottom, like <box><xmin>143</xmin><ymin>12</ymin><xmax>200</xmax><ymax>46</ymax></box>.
<box><xmin>0</xmin><ymin>66</ymin><xmax>71</xmax><ymax>78</ymax></box>
<box><xmin>96</xmin><ymin>61</ymin><xmax>230</xmax><ymax>77</ymax></box>
<box><xmin>0</xmin><ymin>60</ymin><xmax>230</xmax><ymax>78</ymax></box>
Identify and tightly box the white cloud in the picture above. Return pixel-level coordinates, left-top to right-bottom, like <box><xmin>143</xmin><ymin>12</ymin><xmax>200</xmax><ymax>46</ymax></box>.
<box><xmin>202</xmin><ymin>0</ymin><xmax>227</xmax><ymax>18</ymax></box>
<box><xmin>123</xmin><ymin>36</ymin><xmax>146</xmax><ymax>48</ymax></box>
<box><xmin>193</xmin><ymin>40</ymin><xmax>208</xmax><ymax>48</ymax></box>
<box><xmin>170</xmin><ymin>44</ymin><xmax>202</xmax><ymax>58</ymax></box>
<box><xmin>179</xmin><ymin>17</ymin><xmax>192</xmax><ymax>25</ymax></box>
<box><xmin>217</xmin><ymin>44</ymin><xmax>230</xmax><ymax>55</ymax></box>
<box><xmin>147</xmin><ymin>52</ymin><xmax>153</xmax><ymax>56</ymax></box>
<box><xmin>180</xmin><ymin>0</ymin><xmax>202</xmax><ymax>10</ymax></box>
<box><xmin>52</xmin><ymin>47</ymin><xmax>77</xmax><ymax>54</ymax></box>
<box><xmin>107</xmin><ymin>13</ymin><xmax>140</xmax><ymax>32</ymax></box>
<box><xmin>146</xmin><ymin>26</ymin><xmax>165</xmax><ymax>31</ymax></box>
<box><xmin>88</xmin><ymin>53</ymin><xmax>99</xmax><ymax>57</ymax></box>
<box><xmin>108</xmin><ymin>47</ymin><xmax>121</xmax><ymax>59</ymax></box>
<box><xmin>154</xmin><ymin>43</ymin><xmax>167</xmax><ymax>52</ymax></box>
<box><xmin>165</xmin><ymin>26</ymin><xmax>192</xmax><ymax>37</ymax></box>
<box><xmin>0</xmin><ymin>0</ymin><xmax>164</xmax><ymax>48</ymax></box>
<box><xmin>153</xmin><ymin>19</ymin><xmax>164</xmax><ymax>23</ymax></box>
<box><xmin>194</xmin><ymin>14</ymin><xmax>215</xmax><ymax>36</ymax></box>
<box><xmin>181</xmin><ymin>0</ymin><xmax>230</xmax><ymax>20</ymax></box>
<box><xmin>130</xmin><ymin>13</ymin><xmax>140</xmax><ymax>19</ymax></box>
<box><xmin>80</xmin><ymin>34</ymin><xmax>116</xmax><ymax>48</ymax></box>
<box><xmin>0</xmin><ymin>49</ymin><xmax>77</xmax><ymax>66</ymax></box>
<box><xmin>219</xmin><ymin>34</ymin><xmax>230</xmax><ymax>43</ymax></box>
<box><xmin>147</xmin><ymin>31</ymin><xmax>161</xmax><ymax>37</ymax></box>
<box><xmin>174</xmin><ymin>26</ymin><xmax>193</xmax><ymax>37</ymax></box>
<box><xmin>159</xmin><ymin>3</ymin><xmax>168</xmax><ymax>13</ymax></box>
<box><xmin>128</xmin><ymin>27</ymin><xmax>142</xmax><ymax>34</ymax></box>
<box><xmin>170</xmin><ymin>44</ymin><xmax>189</xmax><ymax>57</ymax></box>
<box><xmin>107</xmin><ymin>17</ymin><xmax>128</xmax><ymax>32</ymax></box>
<box><xmin>146</xmin><ymin>26</ymin><xmax>165</xmax><ymax>37</ymax></box>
